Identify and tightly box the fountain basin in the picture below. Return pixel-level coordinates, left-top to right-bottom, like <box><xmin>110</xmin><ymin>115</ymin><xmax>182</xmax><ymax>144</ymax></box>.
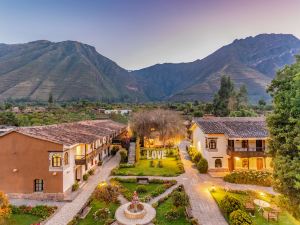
<box><xmin>115</xmin><ymin>202</ymin><xmax>156</xmax><ymax>225</ymax></box>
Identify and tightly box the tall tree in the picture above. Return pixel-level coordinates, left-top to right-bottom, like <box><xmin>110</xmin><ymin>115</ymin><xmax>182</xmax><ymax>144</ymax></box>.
<box><xmin>267</xmin><ymin>56</ymin><xmax>300</xmax><ymax>218</ymax></box>
<box><xmin>236</xmin><ymin>84</ymin><xmax>248</xmax><ymax>108</ymax></box>
<box><xmin>213</xmin><ymin>75</ymin><xmax>235</xmax><ymax>116</ymax></box>
<box><xmin>48</xmin><ymin>93</ymin><xmax>54</xmax><ymax>104</ymax></box>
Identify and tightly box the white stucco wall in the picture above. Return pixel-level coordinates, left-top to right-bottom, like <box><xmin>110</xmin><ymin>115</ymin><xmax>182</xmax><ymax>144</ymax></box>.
<box><xmin>63</xmin><ymin>148</ymin><xmax>75</xmax><ymax>192</ymax></box>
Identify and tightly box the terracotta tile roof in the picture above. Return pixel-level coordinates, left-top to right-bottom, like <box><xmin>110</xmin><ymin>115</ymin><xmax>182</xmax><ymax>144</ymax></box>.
<box><xmin>194</xmin><ymin>117</ymin><xmax>268</xmax><ymax>138</ymax></box>
<box><xmin>15</xmin><ymin>120</ymin><xmax>126</xmax><ymax>146</ymax></box>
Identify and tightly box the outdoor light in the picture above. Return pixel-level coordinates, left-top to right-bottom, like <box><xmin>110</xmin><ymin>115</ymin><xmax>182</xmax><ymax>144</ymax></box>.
<box><xmin>260</xmin><ymin>192</ymin><xmax>265</xmax><ymax>197</ymax></box>
<box><xmin>211</xmin><ymin>185</ymin><xmax>216</xmax><ymax>192</ymax></box>
<box><xmin>12</xmin><ymin>168</ymin><xmax>18</xmax><ymax>173</ymax></box>
<box><xmin>235</xmin><ymin>157</ymin><xmax>240</xmax><ymax>160</ymax></box>
<box><xmin>99</xmin><ymin>182</ymin><xmax>107</xmax><ymax>187</ymax></box>
<box><xmin>52</xmin><ymin>172</ymin><xmax>57</xmax><ymax>176</ymax></box>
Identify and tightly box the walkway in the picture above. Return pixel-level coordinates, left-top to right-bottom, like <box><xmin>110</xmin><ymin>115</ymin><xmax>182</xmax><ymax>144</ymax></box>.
<box><xmin>45</xmin><ymin>154</ymin><xmax>120</xmax><ymax>225</ymax></box>
<box><xmin>128</xmin><ymin>142</ymin><xmax>136</xmax><ymax>164</ymax></box>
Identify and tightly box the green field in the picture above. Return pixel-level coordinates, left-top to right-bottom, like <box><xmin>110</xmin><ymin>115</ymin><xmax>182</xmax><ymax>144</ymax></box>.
<box><xmin>113</xmin><ymin>157</ymin><xmax>183</xmax><ymax>176</ymax></box>
<box><xmin>2</xmin><ymin>214</ymin><xmax>41</xmax><ymax>225</ymax></box>
<box><xmin>211</xmin><ymin>188</ymin><xmax>300</xmax><ymax>225</ymax></box>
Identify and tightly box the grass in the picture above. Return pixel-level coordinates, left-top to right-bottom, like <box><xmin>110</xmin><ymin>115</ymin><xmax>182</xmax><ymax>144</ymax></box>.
<box><xmin>119</xmin><ymin>182</ymin><xmax>166</xmax><ymax>200</ymax></box>
<box><xmin>77</xmin><ymin>199</ymin><xmax>119</xmax><ymax>225</ymax></box>
<box><xmin>113</xmin><ymin>157</ymin><xmax>183</xmax><ymax>176</ymax></box>
<box><xmin>155</xmin><ymin>192</ymin><xmax>191</xmax><ymax>225</ymax></box>
<box><xmin>1</xmin><ymin>214</ymin><xmax>41</xmax><ymax>225</ymax></box>
<box><xmin>211</xmin><ymin>188</ymin><xmax>300</xmax><ymax>225</ymax></box>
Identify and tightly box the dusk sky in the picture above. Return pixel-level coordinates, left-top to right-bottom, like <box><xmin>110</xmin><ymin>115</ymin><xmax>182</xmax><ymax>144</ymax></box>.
<box><xmin>0</xmin><ymin>0</ymin><xmax>300</xmax><ymax>69</ymax></box>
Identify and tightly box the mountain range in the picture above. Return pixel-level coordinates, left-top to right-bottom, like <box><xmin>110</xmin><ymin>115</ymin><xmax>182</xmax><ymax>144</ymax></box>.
<box><xmin>0</xmin><ymin>33</ymin><xmax>300</xmax><ymax>103</ymax></box>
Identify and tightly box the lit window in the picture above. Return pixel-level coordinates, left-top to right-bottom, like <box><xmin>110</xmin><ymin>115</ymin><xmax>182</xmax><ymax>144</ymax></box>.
<box><xmin>34</xmin><ymin>179</ymin><xmax>44</xmax><ymax>192</ymax></box>
<box><xmin>64</xmin><ymin>152</ymin><xmax>69</xmax><ymax>165</ymax></box>
<box><xmin>52</xmin><ymin>154</ymin><xmax>62</xmax><ymax>167</ymax></box>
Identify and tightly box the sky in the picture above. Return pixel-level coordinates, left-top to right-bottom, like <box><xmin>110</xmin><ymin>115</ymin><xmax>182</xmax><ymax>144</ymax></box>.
<box><xmin>0</xmin><ymin>0</ymin><xmax>300</xmax><ymax>70</ymax></box>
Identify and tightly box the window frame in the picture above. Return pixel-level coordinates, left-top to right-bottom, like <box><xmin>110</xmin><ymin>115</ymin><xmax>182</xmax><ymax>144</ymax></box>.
<box><xmin>34</xmin><ymin>179</ymin><xmax>44</xmax><ymax>192</ymax></box>
<box><xmin>64</xmin><ymin>152</ymin><xmax>69</xmax><ymax>165</ymax></box>
<box><xmin>52</xmin><ymin>154</ymin><xmax>62</xmax><ymax>167</ymax></box>
<box><xmin>208</xmin><ymin>139</ymin><xmax>217</xmax><ymax>149</ymax></box>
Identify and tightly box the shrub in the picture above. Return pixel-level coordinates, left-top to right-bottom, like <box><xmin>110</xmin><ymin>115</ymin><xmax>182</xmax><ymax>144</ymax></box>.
<box><xmin>172</xmin><ymin>191</ymin><xmax>188</xmax><ymax>208</ymax></box>
<box><xmin>83</xmin><ymin>174</ymin><xmax>89</xmax><ymax>181</ymax></box>
<box><xmin>229</xmin><ymin>209</ymin><xmax>252</xmax><ymax>225</ymax></box>
<box><xmin>219</xmin><ymin>195</ymin><xmax>243</xmax><ymax>216</ymax></box>
<box><xmin>30</xmin><ymin>205</ymin><xmax>56</xmax><ymax>219</ymax></box>
<box><xmin>197</xmin><ymin>158</ymin><xmax>208</xmax><ymax>173</ymax></box>
<box><xmin>119</xmin><ymin>149</ymin><xmax>128</xmax><ymax>163</ymax></box>
<box><xmin>98</xmin><ymin>161</ymin><xmax>102</xmax><ymax>166</ymax></box>
<box><xmin>111</xmin><ymin>146</ymin><xmax>120</xmax><ymax>156</ymax></box>
<box><xmin>136</xmin><ymin>185</ymin><xmax>147</xmax><ymax>194</ymax></box>
<box><xmin>158</xmin><ymin>160</ymin><xmax>163</xmax><ymax>168</ymax></box>
<box><xmin>119</xmin><ymin>163</ymin><xmax>135</xmax><ymax>168</ymax></box>
<box><xmin>151</xmin><ymin>186</ymin><xmax>166</xmax><ymax>197</ymax></box>
<box><xmin>72</xmin><ymin>182</ymin><xmax>79</xmax><ymax>192</ymax></box>
<box><xmin>104</xmin><ymin>218</ymin><xmax>115</xmax><ymax>225</ymax></box>
<box><xmin>93</xmin><ymin>208</ymin><xmax>110</xmax><ymax>220</ymax></box>
<box><xmin>93</xmin><ymin>184</ymin><xmax>119</xmax><ymax>204</ymax></box>
<box><xmin>224</xmin><ymin>170</ymin><xmax>272</xmax><ymax>186</ymax></box>
<box><xmin>88</xmin><ymin>169</ymin><xmax>95</xmax><ymax>176</ymax></box>
<box><xmin>165</xmin><ymin>209</ymin><xmax>180</xmax><ymax>220</ymax></box>
<box><xmin>150</xmin><ymin>160</ymin><xmax>155</xmax><ymax>167</ymax></box>
<box><xmin>192</xmin><ymin>152</ymin><xmax>202</xmax><ymax>163</ymax></box>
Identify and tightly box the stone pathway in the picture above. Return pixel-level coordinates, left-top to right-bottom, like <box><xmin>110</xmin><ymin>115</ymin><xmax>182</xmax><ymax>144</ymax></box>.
<box><xmin>45</xmin><ymin>154</ymin><xmax>120</xmax><ymax>225</ymax></box>
<box><xmin>128</xmin><ymin>142</ymin><xmax>136</xmax><ymax>164</ymax></box>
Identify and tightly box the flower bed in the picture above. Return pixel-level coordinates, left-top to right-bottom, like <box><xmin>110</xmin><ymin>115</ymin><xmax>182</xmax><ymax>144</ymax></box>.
<box><xmin>223</xmin><ymin>170</ymin><xmax>273</xmax><ymax>186</ymax></box>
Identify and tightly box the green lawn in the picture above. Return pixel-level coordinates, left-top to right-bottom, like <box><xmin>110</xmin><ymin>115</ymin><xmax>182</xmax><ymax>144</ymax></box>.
<box><xmin>77</xmin><ymin>199</ymin><xmax>119</xmax><ymax>225</ymax></box>
<box><xmin>2</xmin><ymin>214</ymin><xmax>41</xmax><ymax>225</ymax></box>
<box><xmin>113</xmin><ymin>157</ymin><xmax>183</xmax><ymax>176</ymax></box>
<box><xmin>211</xmin><ymin>188</ymin><xmax>300</xmax><ymax>225</ymax></box>
<box><xmin>119</xmin><ymin>182</ymin><xmax>165</xmax><ymax>200</ymax></box>
<box><xmin>155</xmin><ymin>194</ymin><xmax>191</xmax><ymax>225</ymax></box>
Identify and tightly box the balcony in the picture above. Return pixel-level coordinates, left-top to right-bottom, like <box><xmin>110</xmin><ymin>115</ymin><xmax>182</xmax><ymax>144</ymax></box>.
<box><xmin>75</xmin><ymin>144</ymin><xmax>110</xmax><ymax>165</ymax></box>
<box><xmin>227</xmin><ymin>146</ymin><xmax>268</xmax><ymax>157</ymax></box>
<box><xmin>75</xmin><ymin>155</ymin><xmax>86</xmax><ymax>165</ymax></box>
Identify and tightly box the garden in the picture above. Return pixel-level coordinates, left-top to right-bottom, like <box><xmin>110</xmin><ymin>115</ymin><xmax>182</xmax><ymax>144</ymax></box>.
<box><xmin>187</xmin><ymin>146</ymin><xmax>208</xmax><ymax>173</ymax></box>
<box><xmin>111</xmin><ymin>147</ymin><xmax>184</xmax><ymax>176</ymax></box>
<box><xmin>210</xmin><ymin>188</ymin><xmax>300</xmax><ymax>225</ymax></box>
<box><xmin>223</xmin><ymin>170</ymin><xmax>273</xmax><ymax>186</ymax></box>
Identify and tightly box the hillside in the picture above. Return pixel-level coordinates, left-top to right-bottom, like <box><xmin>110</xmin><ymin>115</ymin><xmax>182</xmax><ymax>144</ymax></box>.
<box><xmin>0</xmin><ymin>34</ymin><xmax>300</xmax><ymax>103</ymax></box>
<box><xmin>0</xmin><ymin>40</ymin><xmax>144</xmax><ymax>102</ymax></box>
<box><xmin>132</xmin><ymin>33</ymin><xmax>300</xmax><ymax>102</ymax></box>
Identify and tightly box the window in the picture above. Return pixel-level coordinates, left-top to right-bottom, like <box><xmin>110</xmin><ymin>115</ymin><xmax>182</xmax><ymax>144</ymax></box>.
<box><xmin>52</xmin><ymin>154</ymin><xmax>62</xmax><ymax>167</ymax></box>
<box><xmin>208</xmin><ymin>139</ymin><xmax>217</xmax><ymax>149</ymax></box>
<box><xmin>215</xmin><ymin>159</ymin><xmax>222</xmax><ymax>168</ymax></box>
<box><xmin>242</xmin><ymin>140</ymin><xmax>248</xmax><ymax>149</ymax></box>
<box><xmin>242</xmin><ymin>159</ymin><xmax>249</xmax><ymax>168</ymax></box>
<box><xmin>64</xmin><ymin>152</ymin><xmax>69</xmax><ymax>165</ymax></box>
<box><xmin>34</xmin><ymin>179</ymin><xmax>44</xmax><ymax>192</ymax></box>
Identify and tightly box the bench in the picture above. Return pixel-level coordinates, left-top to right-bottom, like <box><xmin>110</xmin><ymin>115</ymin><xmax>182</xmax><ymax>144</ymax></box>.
<box><xmin>137</xmin><ymin>177</ymin><xmax>149</xmax><ymax>184</ymax></box>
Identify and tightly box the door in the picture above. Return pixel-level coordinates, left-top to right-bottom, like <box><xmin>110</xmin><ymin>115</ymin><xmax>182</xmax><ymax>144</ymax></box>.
<box><xmin>256</xmin><ymin>158</ymin><xmax>263</xmax><ymax>170</ymax></box>
<box><xmin>75</xmin><ymin>167</ymin><xmax>81</xmax><ymax>181</ymax></box>
<box><xmin>228</xmin><ymin>158</ymin><xmax>234</xmax><ymax>171</ymax></box>
<box><xmin>256</xmin><ymin>140</ymin><xmax>263</xmax><ymax>151</ymax></box>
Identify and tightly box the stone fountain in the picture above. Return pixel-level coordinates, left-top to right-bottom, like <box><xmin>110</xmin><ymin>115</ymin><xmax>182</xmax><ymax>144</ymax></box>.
<box><xmin>115</xmin><ymin>191</ymin><xmax>156</xmax><ymax>225</ymax></box>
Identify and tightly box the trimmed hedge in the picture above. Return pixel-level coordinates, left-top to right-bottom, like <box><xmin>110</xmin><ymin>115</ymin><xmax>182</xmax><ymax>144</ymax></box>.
<box><xmin>219</xmin><ymin>195</ymin><xmax>243</xmax><ymax>216</ymax></box>
<box><xmin>11</xmin><ymin>205</ymin><xmax>57</xmax><ymax>219</ymax></box>
<box><xmin>224</xmin><ymin>170</ymin><xmax>272</xmax><ymax>186</ymax></box>
<box><xmin>229</xmin><ymin>209</ymin><xmax>252</xmax><ymax>225</ymax></box>
<box><xmin>197</xmin><ymin>158</ymin><xmax>208</xmax><ymax>173</ymax></box>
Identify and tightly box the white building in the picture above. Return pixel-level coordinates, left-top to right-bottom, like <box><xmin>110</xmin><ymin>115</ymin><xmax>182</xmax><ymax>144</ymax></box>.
<box><xmin>190</xmin><ymin>117</ymin><xmax>272</xmax><ymax>172</ymax></box>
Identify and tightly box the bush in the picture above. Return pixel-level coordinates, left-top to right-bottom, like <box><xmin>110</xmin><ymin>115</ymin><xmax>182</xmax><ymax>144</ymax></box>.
<box><xmin>72</xmin><ymin>182</ymin><xmax>79</xmax><ymax>192</ymax></box>
<box><xmin>151</xmin><ymin>186</ymin><xmax>166</xmax><ymax>197</ymax></box>
<box><xmin>119</xmin><ymin>163</ymin><xmax>135</xmax><ymax>168</ymax></box>
<box><xmin>150</xmin><ymin>160</ymin><xmax>155</xmax><ymax>167</ymax></box>
<box><xmin>111</xmin><ymin>146</ymin><xmax>120</xmax><ymax>156</ymax></box>
<box><xmin>229</xmin><ymin>209</ymin><xmax>252</xmax><ymax>225</ymax></box>
<box><xmin>224</xmin><ymin>170</ymin><xmax>272</xmax><ymax>186</ymax></box>
<box><xmin>93</xmin><ymin>208</ymin><xmax>110</xmax><ymax>220</ymax></box>
<box><xmin>172</xmin><ymin>191</ymin><xmax>188</xmax><ymax>208</ymax></box>
<box><xmin>158</xmin><ymin>160</ymin><xmax>163</xmax><ymax>168</ymax></box>
<box><xmin>197</xmin><ymin>158</ymin><xmax>208</xmax><ymax>173</ymax></box>
<box><xmin>165</xmin><ymin>209</ymin><xmax>180</xmax><ymax>220</ymax></box>
<box><xmin>98</xmin><ymin>161</ymin><xmax>102</xmax><ymax>166</ymax></box>
<box><xmin>136</xmin><ymin>185</ymin><xmax>147</xmax><ymax>194</ymax></box>
<box><xmin>192</xmin><ymin>152</ymin><xmax>202</xmax><ymax>163</ymax></box>
<box><xmin>0</xmin><ymin>191</ymin><xmax>11</xmax><ymax>219</ymax></box>
<box><xmin>119</xmin><ymin>149</ymin><xmax>128</xmax><ymax>163</ymax></box>
<box><xmin>83</xmin><ymin>174</ymin><xmax>89</xmax><ymax>181</ymax></box>
<box><xmin>93</xmin><ymin>184</ymin><xmax>119</xmax><ymax>204</ymax></box>
<box><xmin>219</xmin><ymin>195</ymin><xmax>243</xmax><ymax>216</ymax></box>
<box><xmin>30</xmin><ymin>205</ymin><xmax>56</xmax><ymax>219</ymax></box>
<box><xmin>88</xmin><ymin>169</ymin><xmax>95</xmax><ymax>176</ymax></box>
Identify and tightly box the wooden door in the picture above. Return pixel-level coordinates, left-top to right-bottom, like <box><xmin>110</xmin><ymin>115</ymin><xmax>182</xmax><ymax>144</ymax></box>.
<box><xmin>228</xmin><ymin>158</ymin><xmax>234</xmax><ymax>172</ymax></box>
<box><xmin>256</xmin><ymin>158</ymin><xmax>263</xmax><ymax>170</ymax></box>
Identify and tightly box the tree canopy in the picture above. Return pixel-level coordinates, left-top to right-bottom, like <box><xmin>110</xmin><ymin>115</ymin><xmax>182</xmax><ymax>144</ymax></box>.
<box><xmin>267</xmin><ymin>56</ymin><xmax>300</xmax><ymax>218</ymax></box>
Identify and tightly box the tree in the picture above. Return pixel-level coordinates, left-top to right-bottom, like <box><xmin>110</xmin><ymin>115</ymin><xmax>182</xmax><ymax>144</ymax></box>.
<box><xmin>48</xmin><ymin>93</ymin><xmax>53</xmax><ymax>104</ymax></box>
<box><xmin>236</xmin><ymin>85</ymin><xmax>248</xmax><ymax>108</ymax></box>
<box><xmin>172</xmin><ymin>191</ymin><xmax>188</xmax><ymax>208</ymax></box>
<box><xmin>0</xmin><ymin>112</ymin><xmax>19</xmax><ymax>126</ymax></box>
<box><xmin>258</xmin><ymin>98</ymin><xmax>266</xmax><ymax>111</ymax></box>
<box><xmin>0</xmin><ymin>191</ymin><xmax>11</xmax><ymax>220</ymax></box>
<box><xmin>213</xmin><ymin>75</ymin><xmax>235</xmax><ymax>116</ymax></box>
<box><xmin>267</xmin><ymin>56</ymin><xmax>300</xmax><ymax>218</ymax></box>
<box><xmin>93</xmin><ymin>184</ymin><xmax>119</xmax><ymax>205</ymax></box>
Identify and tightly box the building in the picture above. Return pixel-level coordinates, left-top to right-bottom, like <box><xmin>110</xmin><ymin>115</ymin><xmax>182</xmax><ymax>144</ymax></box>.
<box><xmin>0</xmin><ymin>120</ymin><xmax>127</xmax><ymax>200</ymax></box>
<box><xmin>190</xmin><ymin>117</ymin><xmax>272</xmax><ymax>172</ymax></box>
<box><xmin>104</xmin><ymin>109</ymin><xmax>132</xmax><ymax>115</ymax></box>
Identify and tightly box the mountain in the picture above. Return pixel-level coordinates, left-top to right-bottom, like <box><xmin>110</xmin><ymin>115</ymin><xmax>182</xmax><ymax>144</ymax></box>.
<box><xmin>132</xmin><ymin>33</ymin><xmax>300</xmax><ymax>102</ymax></box>
<box><xmin>0</xmin><ymin>34</ymin><xmax>300</xmax><ymax>103</ymax></box>
<box><xmin>0</xmin><ymin>40</ymin><xmax>144</xmax><ymax>102</ymax></box>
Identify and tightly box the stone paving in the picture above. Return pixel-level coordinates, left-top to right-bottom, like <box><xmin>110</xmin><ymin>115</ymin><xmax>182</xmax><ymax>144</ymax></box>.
<box><xmin>45</xmin><ymin>153</ymin><xmax>121</xmax><ymax>225</ymax></box>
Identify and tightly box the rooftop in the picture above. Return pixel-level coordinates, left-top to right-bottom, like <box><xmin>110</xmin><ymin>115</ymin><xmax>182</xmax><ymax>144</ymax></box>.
<box><xmin>2</xmin><ymin>120</ymin><xmax>126</xmax><ymax>147</ymax></box>
<box><xmin>193</xmin><ymin>117</ymin><xmax>268</xmax><ymax>138</ymax></box>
